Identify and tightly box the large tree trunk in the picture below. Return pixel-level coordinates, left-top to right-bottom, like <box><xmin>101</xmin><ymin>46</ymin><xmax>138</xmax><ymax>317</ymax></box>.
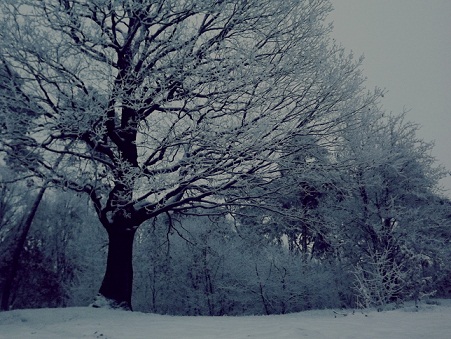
<box><xmin>95</xmin><ymin>226</ymin><xmax>137</xmax><ymax>311</ymax></box>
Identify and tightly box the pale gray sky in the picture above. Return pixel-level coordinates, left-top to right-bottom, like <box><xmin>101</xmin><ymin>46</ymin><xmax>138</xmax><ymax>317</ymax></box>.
<box><xmin>328</xmin><ymin>0</ymin><xmax>451</xmax><ymax>196</ymax></box>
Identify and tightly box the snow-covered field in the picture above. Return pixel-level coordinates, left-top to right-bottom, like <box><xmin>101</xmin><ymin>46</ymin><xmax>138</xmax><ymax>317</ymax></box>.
<box><xmin>1</xmin><ymin>300</ymin><xmax>450</xmax><ymax>339</ymax></box>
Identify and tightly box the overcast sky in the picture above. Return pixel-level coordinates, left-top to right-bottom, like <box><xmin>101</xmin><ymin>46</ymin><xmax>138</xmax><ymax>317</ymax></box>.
<box><xmin>328</xmin><ymin>0</ymin><xmax>451</xmax><ymax>196</ymax></box>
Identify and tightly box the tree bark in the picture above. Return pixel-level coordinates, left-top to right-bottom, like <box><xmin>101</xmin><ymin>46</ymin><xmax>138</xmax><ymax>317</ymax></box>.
<box><xmin>96</xmin><ymin>226</ymin><xmax>137</xmax><ymax>311</ymax></box>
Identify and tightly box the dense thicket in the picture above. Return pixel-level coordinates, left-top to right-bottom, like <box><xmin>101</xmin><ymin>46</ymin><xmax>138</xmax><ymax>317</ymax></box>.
<box><xmin>1</xmin><ymin>129</ymin><xmax>450</xmax><ymax>313</ymax></box>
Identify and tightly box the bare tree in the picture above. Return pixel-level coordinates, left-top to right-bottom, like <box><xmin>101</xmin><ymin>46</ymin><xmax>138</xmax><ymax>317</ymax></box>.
<box><xmin>0</xmin><ymin>0</ymin><xmax>376</xmax><ymax>309</ymax></box>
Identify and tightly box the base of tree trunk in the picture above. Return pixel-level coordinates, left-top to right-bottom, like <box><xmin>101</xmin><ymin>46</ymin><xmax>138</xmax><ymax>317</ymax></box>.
<box><xmin>90</xmin><ymin>294</ymin><xmax>132</xmax><ymax>311</ymax></box>
<box><xmin>97</xmin><ymin>227</ymin><xmax>136</xmax><ymax>311</ymax></box>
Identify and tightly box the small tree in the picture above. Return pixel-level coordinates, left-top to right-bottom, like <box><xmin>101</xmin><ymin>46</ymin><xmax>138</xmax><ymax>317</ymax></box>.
<box><xmin>0</xmin><ymin>0</ymin><xmax>376</xmax><ymax>309</ymax></box>
<box><xmin>352</xmin><ymin>245</ymin><xmax>405</xmax><ymax>309</ymax></box>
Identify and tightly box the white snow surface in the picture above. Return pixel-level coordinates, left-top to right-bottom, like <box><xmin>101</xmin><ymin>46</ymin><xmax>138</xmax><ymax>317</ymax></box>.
<box><xmin>1</xmin><ymin>300</ymin><xmax>450</xmax><ymax>339</ymax></box>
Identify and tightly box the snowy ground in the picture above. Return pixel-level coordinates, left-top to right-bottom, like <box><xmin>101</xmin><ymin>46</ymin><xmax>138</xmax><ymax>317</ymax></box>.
<box><xmin>1</xmin><ymin>300</ymin><xmax>450</xmax><ymax>339</ymax></box>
